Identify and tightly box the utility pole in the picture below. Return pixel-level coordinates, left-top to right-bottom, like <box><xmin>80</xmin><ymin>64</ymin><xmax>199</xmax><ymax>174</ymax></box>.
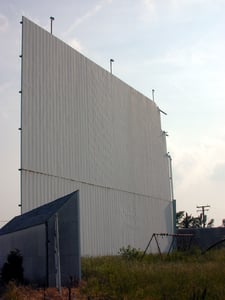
<box><xmin>197</xmin><ymin>205</ymin><xmax>210</xmax><ymax>228</ymax></box>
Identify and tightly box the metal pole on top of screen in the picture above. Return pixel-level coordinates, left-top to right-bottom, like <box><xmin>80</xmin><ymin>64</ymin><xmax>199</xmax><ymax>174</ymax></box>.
<box><xmin>110</xmin><ymin>58</ymin><xmax>114</xmax><ymax>74</ymax></box>
<box><xmin>152</xmin><ymin>89</ymin><xmax>155</xmax><ymax>102</ymax></box>
<box><xmin>50</xmin><ymin>16</ymin><xmax>55</xmax><ymax>34</ymax></box>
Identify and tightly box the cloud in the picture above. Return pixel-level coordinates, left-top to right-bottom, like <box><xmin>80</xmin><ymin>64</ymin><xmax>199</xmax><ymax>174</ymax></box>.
<box><xmin>156</xmin><ymin>47</ymin><xmax>215</xmax><ymax>67</ymax></box>
<box><xmin>170</xmin><ymin>133</ymin><xmax>225</xmax><ymax>225</ymax></box>
<box><xmin>143</xmin><ymin>0</ymin><xmax>156</xmax><ymax>16</ymax></box>
<box><xmin>143</xmin><ymin>31</ymin><xmax>225</xmax><ymax>72</ymax></box>
<box><xmin>146</xmin><ymin>49</ymin><xmax>189</xmax><ymax>68</ymax></box>
<box><xmin>0</xmin><ymin>80</ymin><xmax>19</xmax><ymax>125</ymax></box>
<box><xmin>0</xmin><ymin>82</ymin><xmax>12</xmax><ymax>94</ymax></box>
<box><xmin>64</xmin><ymin>0</ymin><xmax>112</xmax><ymax>37</ymax></box>
<box><xmin>68</xmin><ymin>38</ymin><xmax>83</xmax><ymax>53</ymax></box>
<box><xmin>0</xmin><ymin>14</ymin><xmax>9</xmax><ymax>32</ymax></box>
<box><xmin>172</xmin><ymin>135</ymin><xmax>225</xmax><ymax>187</ymax></box>
<box><xmin>210</xmin><ymin>162</ymin><xmax>225</xmax><ymax>182</ymax></box>
<box><xmin>142</xmin><ymin>0</ymin><xmax>225</xmax><ymax>25</ymax></box>
<box><xmin>170</xmin><ymin>0</ymin><xmax>204</xmax><ymax>8</ymax></box>
<box><xmin>141</xmin><ymin>0</ymin><xmax>158</xmax><ymax>23</ymax></box>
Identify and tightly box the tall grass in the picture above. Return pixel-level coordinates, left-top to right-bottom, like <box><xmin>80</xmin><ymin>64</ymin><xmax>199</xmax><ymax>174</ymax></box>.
<box><xmin>81</xmin><ymin>249</ymin><xmax>225</xmax><ymax>300</ymax></box>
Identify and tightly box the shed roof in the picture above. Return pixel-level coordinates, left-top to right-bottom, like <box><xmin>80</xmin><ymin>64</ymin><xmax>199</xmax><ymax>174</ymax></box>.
<box><xmin>0</xmin><ymin>191</ymin><xmax>78</xmax><ymax>235</ymax></box>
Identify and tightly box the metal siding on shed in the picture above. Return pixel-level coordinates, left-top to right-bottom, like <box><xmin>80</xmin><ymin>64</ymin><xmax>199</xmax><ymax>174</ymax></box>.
<box><xmin>0</xmin><ymin>224</ymin><xmax>46</xmax><ymax>284</ymax></box>
<box><xmin>21</xmin><ymin>17</ymin><xmax>173</xmax><ymax>255</ymax></box>
<box><xmin>0</xmin><ymin>192</ymin><xmax>81</xmax><ymax>286</ymax></box>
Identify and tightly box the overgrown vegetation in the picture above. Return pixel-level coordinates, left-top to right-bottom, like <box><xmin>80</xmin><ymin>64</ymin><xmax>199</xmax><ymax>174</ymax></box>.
<box><xmin>118</xmin><ymin>245</ymin><xmax>143</xmax><ymax>260</ymax></box>
<box><xmin>1</xmin><ymin>249</ymin><xmax>24</xmax><ymax>285</ymax></box>
<box><xmin>1</xmin><ymin>282</ymin><xmax>79</xmax><ymax>300</ymax></box>
<box><xmin>81</xmin><ymin>249</ymin><xmax>225</xmax><ymax>300</ymax></box>
<box><xmin>1</xmin><ymin>248</ymin><xmax>225</xmax><ymax>299</ymax></box>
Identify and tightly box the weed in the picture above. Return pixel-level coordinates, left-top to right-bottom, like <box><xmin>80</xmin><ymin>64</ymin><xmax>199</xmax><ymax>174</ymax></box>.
<box><xmin>81</xmin><ymin>249</ymin><xmax>225</xmax><ymax>300</ymax></box>
<box><xmin>118</xmin><ymin>245</ymin><xmax>143</xmax><ymax>260</ymax></box>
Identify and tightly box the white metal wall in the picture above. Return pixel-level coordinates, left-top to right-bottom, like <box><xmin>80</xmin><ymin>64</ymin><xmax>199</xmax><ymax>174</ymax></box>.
<box><xmin>21</xmin><ymin>17</ymin><xmax>173</xmax><ymax>255</ymax></box>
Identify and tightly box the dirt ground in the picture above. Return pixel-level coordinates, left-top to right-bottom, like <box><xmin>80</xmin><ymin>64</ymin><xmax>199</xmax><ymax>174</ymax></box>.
<box><xmin>0</xmin><ymin>285</ymin><xmax>87</xmax><ymax>300</ymax></box>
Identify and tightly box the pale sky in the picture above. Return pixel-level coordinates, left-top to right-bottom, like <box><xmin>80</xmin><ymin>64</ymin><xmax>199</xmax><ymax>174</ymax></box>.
<box><xmin>0</xmin><ymin>0</ymin><xmax>225</xmax><ymax>227</ymax></box>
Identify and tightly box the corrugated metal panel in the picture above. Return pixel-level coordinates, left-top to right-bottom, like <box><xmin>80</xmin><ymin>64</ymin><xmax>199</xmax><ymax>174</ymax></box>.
<box><xmin>21</xmin><ymin>17</ymin><xmax>173</xmax><ymax>255</ymax></box>
<box><xmin>21</xmin><ymin>171</ymin><xmax>172</xmax><ymax>255</ymax></box>
<box><xmin>0</xmin><ymin>225</ymin><xmax>46</xmax><ymax>283</ymax></box>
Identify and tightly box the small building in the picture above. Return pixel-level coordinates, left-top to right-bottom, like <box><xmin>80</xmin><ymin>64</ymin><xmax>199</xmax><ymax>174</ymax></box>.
<box><xmin>178</xmin><ymin>227</ymin><xmax>225</xmax><ymax>252</ymax></box>
<box><xmin>0</xmin><ymin>191</ymin><xmax>80</xmax><ymax>286</ymax></box>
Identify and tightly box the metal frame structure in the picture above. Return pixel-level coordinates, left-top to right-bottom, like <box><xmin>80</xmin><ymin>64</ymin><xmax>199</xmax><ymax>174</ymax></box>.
<box><xmin>141</xmin><ymin>233</ymin><xmax>194</xmax><ymax>259</ymax></box>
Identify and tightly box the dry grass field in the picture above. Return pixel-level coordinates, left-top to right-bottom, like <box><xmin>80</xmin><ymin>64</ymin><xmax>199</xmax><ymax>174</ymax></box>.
<box><xmin>1</xmin><ymin>249</ymin><xmax>225</xmax><ymax>299</ymax></box>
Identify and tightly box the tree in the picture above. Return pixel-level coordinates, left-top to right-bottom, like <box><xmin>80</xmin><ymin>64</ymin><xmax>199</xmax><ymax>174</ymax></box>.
<box><xmin>176</xmin><ymin>211</ymin><xmax>185</xmax><ymax>228</ymax></box>
<box><xmin>182</xmin><ymin>213</ymin><xmax>193</xmax><ymax>228</ymax></box>
<box><xmin>1</xmin><ymin>249</ymin><xmax>24</xmax><ymax>284</ymax></box>
<box><xmin>176</xmin><ymin>211</ymin><xmax>214</xmax><ymax>229</ymax></box>
<box><xmin>207</xmin><ymin>218</ymin><xmax>214</xmax><ymax>228</ymax></box>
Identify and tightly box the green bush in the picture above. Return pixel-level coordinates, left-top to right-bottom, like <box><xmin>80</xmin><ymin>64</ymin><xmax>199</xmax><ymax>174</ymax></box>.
<box><xmin>1</xmin><ymin>249</ymin><xmax>24</xmax><ymax>285</ymax></box>
<box><xmin>118</xmin><ymin>245</ymin><xmax>143</xmax><ymax>260</ymax></box>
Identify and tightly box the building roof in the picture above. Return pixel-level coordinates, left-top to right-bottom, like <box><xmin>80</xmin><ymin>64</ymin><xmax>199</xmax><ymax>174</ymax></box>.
<box><xmin>0</xmin><ymin>191</ymin><xmax>78</xmax><ymax>236</ymax></box>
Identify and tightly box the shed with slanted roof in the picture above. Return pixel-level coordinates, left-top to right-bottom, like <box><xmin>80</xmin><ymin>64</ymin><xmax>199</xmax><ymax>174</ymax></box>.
<box><xmin>0</xmin><ymin>190</ymin><xmax>80</xmax><ymax>286</ymax></box>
